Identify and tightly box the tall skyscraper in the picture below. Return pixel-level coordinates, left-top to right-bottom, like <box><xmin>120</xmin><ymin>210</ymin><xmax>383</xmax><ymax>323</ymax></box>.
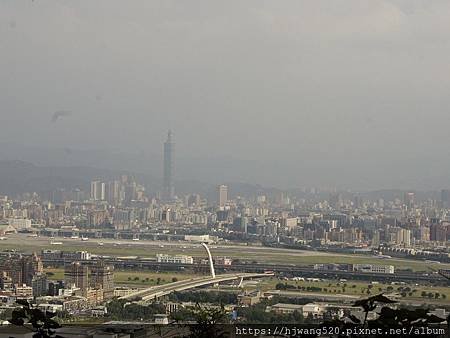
<box><xmin>218</xmin><ymin>184</ymin><xmax>228</xmax><ymax>207</ymax></box>
<box><xmin>163</xmin><ymin>130</ymin><xmax>175</xmax><ymax>200</ymax></box>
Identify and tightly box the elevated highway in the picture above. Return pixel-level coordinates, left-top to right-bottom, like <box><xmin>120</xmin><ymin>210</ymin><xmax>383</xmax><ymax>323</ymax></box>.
<box><xmin>119</xmin><ymin>272</ymin><xmax>272</xmax><ymax>303</ymax></box>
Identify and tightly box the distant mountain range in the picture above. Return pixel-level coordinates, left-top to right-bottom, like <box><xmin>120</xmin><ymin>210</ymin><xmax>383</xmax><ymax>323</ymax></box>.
<box><xmin>0</xmin><ymin>142</ymin><xmax>446</xmax><ymax>201</ymax></box>
<box><xmin>0</xmin><ymin>160</ymin><xmax>283</xmax><ymax>200</ymax></box>
<box><xmin>0</xmin><ymin>160</ymin><xmax>127</xmax><ymax>195</ymax></box>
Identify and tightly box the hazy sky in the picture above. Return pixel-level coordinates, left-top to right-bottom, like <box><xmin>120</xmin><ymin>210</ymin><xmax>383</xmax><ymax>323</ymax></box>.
<box><xmin>1</xmin><ymin>1</ymin><xmax>450</xmax><ymax>189</ymax></box>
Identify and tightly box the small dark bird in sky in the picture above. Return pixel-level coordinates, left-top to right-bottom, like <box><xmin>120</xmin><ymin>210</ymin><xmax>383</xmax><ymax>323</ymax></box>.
<box><xmin>51</xmin><ymin>110</ymin><xmax>71</xmax><ymax>123</ymax></box>
<box><xmin>63</xmin><ymin>147</ymin><xmax>73</xmax><ymax>155</ymax></box>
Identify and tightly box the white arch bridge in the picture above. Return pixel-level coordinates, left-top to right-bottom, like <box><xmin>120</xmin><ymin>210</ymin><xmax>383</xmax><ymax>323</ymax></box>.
<box><xmin>119</xmin><ymin>243</ymin><xmax>273</xmax><ymax>303</ymax></box>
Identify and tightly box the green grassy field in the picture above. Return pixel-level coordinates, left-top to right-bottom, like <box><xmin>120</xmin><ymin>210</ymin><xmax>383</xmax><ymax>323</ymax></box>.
<box><xmin>256</xmin><ymin>278</ymin><xmax>450</xmax><ymax>303</ymax></box>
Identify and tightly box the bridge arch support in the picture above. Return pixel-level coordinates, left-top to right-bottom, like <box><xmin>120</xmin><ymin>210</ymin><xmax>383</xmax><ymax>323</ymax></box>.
<box><xmin>201</xmin><ymin>242</ymin><xmax>216</xmax><ymax>278</ymax></box>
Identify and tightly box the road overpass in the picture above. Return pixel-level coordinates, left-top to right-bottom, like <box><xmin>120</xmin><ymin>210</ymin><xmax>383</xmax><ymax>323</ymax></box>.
<box><xmin>119</xmin><ymin>272</ymin><xmax>273</xmax><ymax>303</ymax></box>
<box><xmin>119</xmin><ymin>243</ymin><xmax>274</xmax><ymax>303</ymax></box>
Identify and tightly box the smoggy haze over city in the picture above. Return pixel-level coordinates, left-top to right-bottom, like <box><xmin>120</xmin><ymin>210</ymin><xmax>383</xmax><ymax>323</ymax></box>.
<box><xmin>1</xmin><ymin>1</ymin><xmax>450</xmax><ymax>190</ymax></box>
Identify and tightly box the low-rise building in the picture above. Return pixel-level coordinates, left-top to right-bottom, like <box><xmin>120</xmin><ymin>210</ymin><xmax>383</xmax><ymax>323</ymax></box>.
<box><xmin>113</xmin><ymin>287</ymin><xmax>138</xmax><ymax>298</ymax></box>
<box><xmin>267</xmin><ymin>303</ymin><xmax>304</xmax><ymax>315</ymax></box>
<box><xmin>238</xmin><ymin>291</ymin><xmax>261</xmax><ymax>306</ymax></box>
<box><xmin>37</xmin><ymin>303</ymin><xmax>63</xmax><ymax>313</ymax></box>
<box><xmin>156</xmin><ymin>254</ymin><xmax>193</xmax><ymax>264</ymax></box>
<box><xmin>8</xmin><ymin>218</ymin><xmax>32</xmax><ymax>230</ymax></box>
<box><xmin>353</xmin><ymin>264</ymin><xmax>395</xmax><ymax>274</ymax></box>
<box><xmin>15</xmin><ymin>285</ymin><xmax>33</xmax><ymax>298</ymax></box>
<box><xmin>215</xmin><ymin>257</ymin><xmax>233</xmax><ymax>266</ymax></box>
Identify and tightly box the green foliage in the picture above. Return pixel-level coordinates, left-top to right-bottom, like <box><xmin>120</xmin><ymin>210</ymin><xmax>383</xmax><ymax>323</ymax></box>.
<box><xmin>0</xmin><ymin>307</ymin><xmax>13</xmax><ymax>321</ymax></box>
<box><xmin>168</xmin><ymin>291</ymin><xmax>237</xmax><ymax>305</ymax></box>
<box><xmin>106</xmin><ymin>299</ymin><xmax>165</xmax><ymax>321</ymax></box>
<box><xmin>275</xmin><ymin>282</ymin><xmax>296</xmax><ymax>290</ymax></box>
<box><xmin>237</xmin><ymin>300</ymin><xmax>304</xmax><ymax>324</ymax></box>
<box><xmin>324</xmin><ymin>293</ymin><xmax>446</xmax><ymax>337</ymax></box>
<box><xmin>172</xmin><ymin>303</ymin><xmax>228</xmax><ymax>338</ymax></box>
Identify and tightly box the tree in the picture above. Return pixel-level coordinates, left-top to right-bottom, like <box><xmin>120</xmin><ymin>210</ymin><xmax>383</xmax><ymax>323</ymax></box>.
<box><xmin>176</xmin><ymin>303</ymin><xmax>228</xmax><ymax>338</ymax></box>
<box><xmin>106</xmin><ymin>299</ymin><xmax>165</xmax><ymax>321</ymax></box>
<box><xmin>353</xmin><ymin>293</ymin><xmax>397</xmax><ymax>325</ymax></box>
<box><xmin>8</xmin><ymin>299</ymin><xmax>61</xmax><ymax>338</ymax></box>
<box><xmin>323</xmin><ymin>293</ymin><xmax>446</xmax><ymax>335</ymax></box>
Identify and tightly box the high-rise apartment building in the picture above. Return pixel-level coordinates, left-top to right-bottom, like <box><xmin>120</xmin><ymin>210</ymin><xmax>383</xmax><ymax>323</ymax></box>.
<box><xmin>403</xmin><ymin>192</ymin><xmax>415</xmax><ymax>209</ymax></box>
<box><xmin>87</xmin><ymin>210</ymin><xmax>109</xmax><ymax>227</ymax></box>
<box><xmin>65</xmin><ymin>261</ymin><xmax>89</xmax><ymax>291</ymax></box>
<box><xmin>22</xmin><ymin>253</ymin><xmax>43</xmax><ymax>286</ymax></box>
<box><xmin>395</xmin><ymin>228</ymin><xmax>411</xmax><ymax>247</ymax></box>
<box><xmin>430</xmin><ymin>222</ymin><xmax>447</xmax><ymax>242</ymax></box>
<box><xmin>106</xmin><ymin>180</ymin><xmax>121</xmax><ymax>206</ymax></box>
<box><xmin>419</xmin><ymin>226</ymin><xmax>430</xmax><ymax>242</ymax></box>
<box><xmin>163</xmin><ymin>130</ymin><xmax>175</xmax><ymax>200</ymax></box>
<box><xmin>0</xmin><ymin>253</ymin><xmax>43</xmax><ymax>286</ymax></box>
<box><xmin>112</xmin><ymin>208</ymin><xmax>134</xmax><ymax>230</ymax></box>
<box><xmin>89</xmin><ymin>261</ymin><xmax>115</xmax><ymax>298</ymax></box>
<box><xmin>90</xmin><ymin>181</ymin><xmax>105</xmax><ymax>201</ymax></box>
<box><xmin>64</xmin><ymin>261</ymin><xmax>114</xmax><ymax>298</ymax></box>
<box><xmin>218</xmin><ymin>185</ymin><xmax>228</xmax><ymax>207</ymax></box>
<box><xmin>31</xmin><ymin>274</ymin><xmax>48</xmax><ymax>297</ymax></box>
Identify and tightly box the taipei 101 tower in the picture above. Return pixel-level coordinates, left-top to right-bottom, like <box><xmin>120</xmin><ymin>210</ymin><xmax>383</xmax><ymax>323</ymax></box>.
<box><xmin>163</xmin><ymin>130</ymin><xmax>175</xmax><ymax>200</ymax></box>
